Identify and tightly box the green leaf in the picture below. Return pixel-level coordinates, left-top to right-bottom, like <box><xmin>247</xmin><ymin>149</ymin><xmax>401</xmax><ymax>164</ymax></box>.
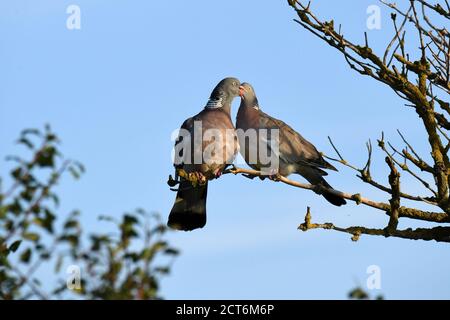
<box><xmin>348</xmin><ymin>287</ymin><xmax>369</xmax><ymax>300</ymax></box>
<box><xmin>20</xmin><ymin>187</ymin><xmax>36</xmax><ymax>202</ymax></box>
<box><xmin>36</xmin><ymin>146</ymin><xmax>57</xmax><ymax>168</ymax></box>
<box><xmin>33</xmin><ymin>208</ymin><xmax>56</xmax><ymax>234</ymax></box>
<box><xmin>124</xmin><ymin>252</ymin><xmax>139</xmax><ymax>262</ymax></box>
<box><xmin>164</xmin><ymin>248</ymin><xmax>180</xmax><ymax>256</ymax></box>
<box><xmin>46</xmin><ymin>133</ymin><xmax>57</xmax><ymax>142</ymax></box>
<box><xmin>17</xmin><ymin>138</ymin><xmax>34</xmax><ymax>149</ymax></box>
<box><xmin>0</xmin><ymin>237</ymin><xmax>6</xmax><ymax>252</ymax></box>
<box><xmin>8</xmin><ymin>200</ymin><xmax>22</xmax><ymax>216</ymax></box>
<box><xmin>98</xmin><ymin>215</ymin><xmax>115</xmax><ymax>223</ymax></box>
<box><xmin>90</xmin><ymin>235</ymin><xmax>110</xmax><ymax>251</ymax></box>
<box><xmin>68</xmin><ymin>167</ymin><xmax>80</xmax><ymax>180</ymax></box>
<box><xmin>0</xmin><ymin>255</ymin><xmax>11</xmax><ymax>268</ymax></box>
<box><xmin>141</xmin><ymin>248</ymin><xmax>154</xmax><ymax>261</ymax></box>
<box><xmin>0</xmin><ymin>206</ymin><xmax>8</xmax><ymax>219</ymax></box>
<box><xmin>23</xmin><ymin>232</ymin><xmax>40</xmax><ymax>242</ymax></box>
<box><xmin>55</xmin><ymin>255</ymin><xmax>63</xmax><ymax>272</ymax></box>
<box><xmin>59</xmin><ymin>234</ymin><xmax>79</xmax><ymax>247</ymax></box>
<box><xmin>151</xmin><ymin>241</ymin><xmax>168</xmax><ymax>252</ymax></box>
<box><xmin>42</xmin><ymin>209</ymin><xmax>56</xmax><ymax>233</ymax></box>
<box><xmin>123</xmin><ymin>215</ymin><xmax>139</xmax><ymax>226</ymax></box>
<box><xmin>141</xmin><ymin>241</ymin><xmax>168</xmax><ymax>261</ymax></box>
<box><xmin>154</xmin><ymin>267</ymin><xmax>170</xmax><ymax>275</ymax></box>
<box><xmin>5</xmin><ymin>219</ymin><xmax>14</xmax><ymax>231</ymax></box>
<box><xmin>11</xmin><ymin>167</ymin><xmax>23</xmax><ymax>180</ymax></box>
<box><xmin>49</xmin><ymin>193</ymin><xmax>60</xmax><ymax>207</ymax></box>
<box><xmin>8</xmin><ymin>240</ymin><xmax>22</xmax><ymax>252</ymax></box>
<box><xmin>64</xmin><ymin>220</ymin><xmax>79</xmax><ymax>230</ymax></box>
<box><xmin>40</xmin><ymin>251</ymin><xmax>50</xmax><ymax>260</ymax></box>
<box><xmin>150</xmin><ymin>225</ymin><xmax>167</xmax><ymax>236</ymax></box>
<box><xmin>20</xmin><ymin>248</ymin><xmax>32</xmax><ymax>263</ymax></box>
<box><xmin>21</xmin><ymin>128</ymin><xmax>41</xmax><ymax>137</ymax></box>
<box><xmin>74</xmin><ymin>161</ymin><xmax>85</xmax><ymax>174</ymax></box>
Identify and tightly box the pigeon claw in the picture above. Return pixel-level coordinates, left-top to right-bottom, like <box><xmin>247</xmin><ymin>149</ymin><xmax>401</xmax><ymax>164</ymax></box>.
<box><xmin>268</xmin><ymin>173</ymin><xmax>281</xmax><ymax>182</ymax></box>
<box><xmin>214</xmin><ymin>169</ymin><xmax>223</xmax><ymax>179</ymax></box>
<box><xmin>195</xmin><ymin>172</ymin><xmax>207</xmax><ymax>185</ymax></box>
<box><xmin>267</xmin><ymin>169</ymin><xmax>281</xmax><ymax>182</ymax></box>
<box><xmin>187</xmin><ymin>171</ymin><xmax>207</xmax><ymax>187</ymax></box>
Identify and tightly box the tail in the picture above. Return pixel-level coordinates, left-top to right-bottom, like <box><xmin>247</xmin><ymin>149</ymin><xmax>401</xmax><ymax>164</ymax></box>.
<box><xmin>317</xmin><ymin>177</ymin><xmax>346</xmax><ymax>206</ymax></box>
<box><xmin>300</xmin><ymin>169</ymin><xmax>346</xmax><ymax>207</ymax></box>
<box><xmin>168</xmin><ymin>180</ymin><xmax>208</xmax><ymax>231</ymax></box>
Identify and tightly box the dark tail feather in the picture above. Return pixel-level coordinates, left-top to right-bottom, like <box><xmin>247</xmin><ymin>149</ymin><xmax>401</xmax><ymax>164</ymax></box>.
<box><xmin>301</xmin><ymin>170</ymin><xmax>347</xmax><ymax>207</ymax></box>
<box><xmin>322</xmin><ymin>190</ymin><xmax>347</xmax><ymax>206</ymax></box>
<box><xmin>168</xmin><ymin>180</ymin><xmax>208</xmax><ymax>231</ymax></box>
<box><xmin>318</xmin><ymin>178</ymin><xmax>346</xmax><ymax>206</ymax></box>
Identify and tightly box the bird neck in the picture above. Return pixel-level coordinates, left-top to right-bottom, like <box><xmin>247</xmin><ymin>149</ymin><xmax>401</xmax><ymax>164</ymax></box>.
<box><xmin>205</xmin><ymin>95</ymin><xmax>233</xmax><ymax>114</ymax></box>
<box><xmin>221</xmin><ymin>102</ymin><xmax>232</xmax><ymax>115</ymax></box>
<box><xmin>241</xmin><ymin>98</ymin><xmax>260</xmax><ymax>111</ymax></box>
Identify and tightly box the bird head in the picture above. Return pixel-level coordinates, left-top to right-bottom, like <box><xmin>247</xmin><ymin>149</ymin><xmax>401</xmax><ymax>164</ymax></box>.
<box><xmin>239</xmin><ymin>82</ymin><xmax>259</xmax><ymax>109</ymax></box>
<box><xmin>210</xmin><ymin>77</ymin><xmax>241</xmax><ymax>100</ymax></box>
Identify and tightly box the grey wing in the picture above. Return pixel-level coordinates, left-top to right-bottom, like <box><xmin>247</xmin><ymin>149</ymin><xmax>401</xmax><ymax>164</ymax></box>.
<box><xmin>173</xmin><ymin>117</ymin><xmax>195</xmax><ymax>169</ymax></box>
<box><xmin>259</xmin><ymin>111</ymin><xmax>337</xmax><ymax>172</ymax></box>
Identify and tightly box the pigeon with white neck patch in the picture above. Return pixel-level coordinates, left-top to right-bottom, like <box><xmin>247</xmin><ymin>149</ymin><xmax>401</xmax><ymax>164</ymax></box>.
<box><xmin>168</xmin><ymin>77</ymin><xmax>241</xmax><ymax>231</ymax></box>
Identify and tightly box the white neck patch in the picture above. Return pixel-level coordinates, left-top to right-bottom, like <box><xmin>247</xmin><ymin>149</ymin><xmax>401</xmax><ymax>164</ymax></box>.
<box><xmin>205</xmin><ymin>98</ymin><xmax>223</xmax><ymax>109</ymax></box>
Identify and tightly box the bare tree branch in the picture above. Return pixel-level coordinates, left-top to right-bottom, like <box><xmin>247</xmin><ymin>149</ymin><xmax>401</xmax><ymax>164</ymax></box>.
<box><xmin>284</xmin><ymin>0</ymin><xmax>450</xmax><ymax>241</ymax></box>
<box><xmin>299</xmin><ymin>207</ymin><xmax>450</xmax><ymax>243</ymax></box>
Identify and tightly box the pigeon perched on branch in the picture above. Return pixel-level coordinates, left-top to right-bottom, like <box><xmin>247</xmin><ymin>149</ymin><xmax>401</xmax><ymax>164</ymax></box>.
<box><xmin>168</xmin><ymin>77</ymin><xmax>241</xmax><ymax>231</ymax></box>
<box><xmin>236</xmin><ymin>82</ymin><xmax>346</xmax><ymax>206</ymax></box>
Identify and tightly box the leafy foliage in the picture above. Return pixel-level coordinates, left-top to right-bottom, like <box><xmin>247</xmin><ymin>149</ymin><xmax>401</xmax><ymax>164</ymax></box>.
<box><xmin>0</xmin><ymin>126</ymin><xmax>178</xmax><ymax>299</ymax></box>
<box><xmin>348</xmin><ymin>287</ymin><xmax>384</xmax><ymax>300</ymax></box>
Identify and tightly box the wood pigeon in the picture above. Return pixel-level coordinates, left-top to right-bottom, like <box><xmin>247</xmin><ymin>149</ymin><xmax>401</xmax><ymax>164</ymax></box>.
<box><xmin>168</xmin><ymin>77</ymin><xmax>241</xmax><ymax>231</ymax></box>
<box><xmin>236</xmin><ymin>82</ymin><xmax>346</xmax><ymax>206</ymax></box>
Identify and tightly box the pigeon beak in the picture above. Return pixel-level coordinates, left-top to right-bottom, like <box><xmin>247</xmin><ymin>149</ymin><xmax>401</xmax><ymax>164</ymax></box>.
<box><xmin>239</xmin><ymin>85</ymin><xmax>247</xmax><ymax>98</ymax></box>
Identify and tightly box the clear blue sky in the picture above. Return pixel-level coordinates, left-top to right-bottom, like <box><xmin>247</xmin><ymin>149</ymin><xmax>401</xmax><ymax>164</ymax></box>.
<box><xmin>1</xmin><ymin>0</ymin><xmax>449</xmax><ymax>299</ymax></box>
